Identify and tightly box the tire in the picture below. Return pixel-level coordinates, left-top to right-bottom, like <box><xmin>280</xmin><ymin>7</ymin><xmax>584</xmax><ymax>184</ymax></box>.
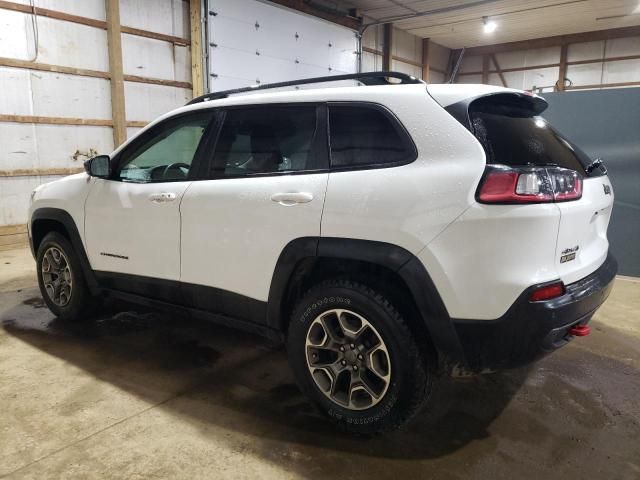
<box><xmin>287</xmin><ymin>279</ymin><xmax>433</xmax><ymax>435</ymax></box>
<box><xmin>36</xmin><ymin>232</ymin><xmax>96</xmax><ymax>321</ymax></box>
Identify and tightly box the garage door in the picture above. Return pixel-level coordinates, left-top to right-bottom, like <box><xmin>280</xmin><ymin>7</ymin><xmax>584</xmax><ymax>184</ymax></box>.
<box><xmin>206</xmin><ymin>0</ymin><xmax>359</xmax><ymax>91</ymax></box>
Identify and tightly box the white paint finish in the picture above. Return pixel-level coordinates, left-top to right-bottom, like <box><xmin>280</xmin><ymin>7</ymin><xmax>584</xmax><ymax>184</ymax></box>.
<box><xmin>523</xmin><ymin>66</ymin><xmax>559</xmax><ymax>90</ymax></box>
<box><xmin>84</xmin><ymin>179</ymin><xmax>191</xmax><ymax>279</ymax></box>
<box><xmin>120</xmin><ymin>0</ymin><xmax>176</xmax><ymax>35</ymax></box>
<box><xmin>0</xmin><ymin>123</ymin><xmax>37</xmax><ymax>171</ymax></box>
<box><xmin>33</xmin><ymin>125</ymin><xmax>113</xmax><ymax>167</ymax></box>
<box><xmin>606</xmin><ymin>36</ymin><xmax>640</xmax><ymax>57</ymax></box>
<box><xmin>0</xmin><ymin>176</ymin><xmax>41</xmax><ymax>225</ymax></box>
<box><xmin>10</xmin><ymin>0</ymin><xmax>106</xmax><ymax>20</ymax></box>
<box><xmin>180</xmin><ymin>174</ymin><xmax>329</xmax><ymax>301</ymax></box>
<box><xmin>556</xmin><ymin>177</ymin><xmax>614</xmax><ymax>285</ymax></box>
<box><xmin>458</xmin><ymin>55</ymin><xmax>481</xmax><ymax>73</ymax></box>
<box><xmin>126</xmin><ymin>127</ymin><xmax>143</xmax><ymax>139</ymax></box>
<box><xmin>29</xmin><ymin>71</ymin><xmax>112</xmax><ymax>119</ymax></box>
<box><xmin>321</xmin><ymin>86</ymin><xmax>486</xmax><ymax>254</ymax></box>
<box><xmin>122</xmin><ymin>34</ymin><xmax>176</xmax><ymax>80</ymax></box>
<box><xmin>421</xmin><ymin>202</ymin><xmax>562</xmax><ymax>320</ymax></box>
<box><xmin>0</xmin><ymin>123</ymin><xmax>112</xmax><ymax>171</ymax></box>
<box><xmin>124</xmin><ymin>82</ymin><xmax>191</xmax><ymax>122</ymax></box>
<box><xmin>28</xmin><ymin>173</ymin><xmax>92</xmax><ymax>240</ymax></box>
<box><xmin>0</xmin><ymin>10</ymin><xmax>32</xmax><ymax>60</ymax></box>
<box><xmin>174</xmin><ymin>45</ymin><xmax>192</xmax><ymax>83</ymax></box>
<box><xmin>207</xmin><ymin>0</ymin><xmax>357</xmax><ymax>91</ymax></box>
<box><xmin>0</xmin><ymin>67</ymin><xmax>33</xmax><ymax>116</ymax></box>
<box><xmin>429</xmin><ymin>70</ymin><xmax>445</xmax><ymax>83</ymax></box>
<box><xmin>568</xmin><ymin>41</ymin><xmax>605</xmax><ymax>62</ymax></box>
<box><xmin>172</xmin><ymin>0</ymin><xmax>190</xmax><ymax>40</ymax></box>
<box><xmin>30</xmin><ymin>16</ymin><xmax>109</xmax><ymax>71</ymax></box>
<box><xmin>603</xmin><ymin>58</ymin><xmax>640</xmax><ymax>83</ymax></box>
<box><xmin>429</xmin><ymin>41</ymin><xmax>451</xmax><ymax>72</ymax></box>
<box><xmin>566</xmin><ymin>63</ymin><xmax>604</xmax><ymax>87</ymax></box>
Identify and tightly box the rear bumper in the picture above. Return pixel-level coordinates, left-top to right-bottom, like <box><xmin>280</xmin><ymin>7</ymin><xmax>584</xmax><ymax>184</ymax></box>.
<box><xmin>451</xmin><ymin>252</ymin><xmax>617</xmax><ymax>372</ymax></box>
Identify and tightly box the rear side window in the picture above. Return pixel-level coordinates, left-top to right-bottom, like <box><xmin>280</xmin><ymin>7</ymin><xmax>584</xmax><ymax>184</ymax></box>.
<box><xmin>328</xmin><ymin>104</ymin><xmax>416</xmax><ymax>168</ymax></box>
<box><xmin>469</xmin><ymin>98</ymin><xmax>596</xmax><ymax>176</ymax></box>
<box><xmin>210</xmin><ymin>105</ymin><xmax>320</xmax><ymax>178</ymax></box>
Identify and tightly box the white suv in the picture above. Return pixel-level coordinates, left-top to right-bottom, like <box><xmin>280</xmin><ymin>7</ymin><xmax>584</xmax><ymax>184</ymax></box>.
<box><xmin>28</xmin><ymin>72</ymin><xmax>617</xmax><ymax>434</ymax></box>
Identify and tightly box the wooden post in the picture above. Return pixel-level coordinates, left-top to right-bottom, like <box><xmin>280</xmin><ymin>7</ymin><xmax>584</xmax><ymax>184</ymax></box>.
<box><xmin>383</xmin><ymin>23</ymin><xmax>393</xmax><ymax>71</ymax></box>
<box><xmin>421</xmin><ymin>38</ymin><xmax>430</xmax><ymax>82</ymax></box>
<box><xmin>557</xmin><ymin>43</ymin><xmax>568</xmax><ymax>91</ymax></box>
<box><xmin>491</xmin><ymin>54</ymin><xmax>508</xmax><ymax>87</ymax></box>
<box><xmin>105</xmin><ymin>0</ymin><xmax>126</xmax><ymax>147</ymax></box>
<box><xmin>482</xmin><ymin>54</ymin><xmax>490</xmax><ymax>84</ymax></box>
<box><xmin>190</xmin><ymin>0</ymin><xmax>204</xmax><ymax>98</ymax></box>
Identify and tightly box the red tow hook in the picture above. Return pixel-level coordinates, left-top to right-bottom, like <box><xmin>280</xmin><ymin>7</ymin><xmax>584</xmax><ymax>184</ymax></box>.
<box><xmin>568</xmin><ymin>325</ymin><xmax>591</xmax><ymax>337</ymax></box>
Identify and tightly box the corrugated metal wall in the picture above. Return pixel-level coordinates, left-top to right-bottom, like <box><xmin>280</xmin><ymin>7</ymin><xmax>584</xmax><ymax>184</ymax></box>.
<box><xmin>456</xmin><ymin>35</ymin><xmax>640</xmax><ymax>92</ymax></box>
<box><xmin>0</xmin><ymin>0</ymin><xmax>192</xmax><ymax>247</ymax></box>
<box><xmin>362</xmin><ymin>25</ymin><xmax>450</xmax><ymax>82</ymax></box>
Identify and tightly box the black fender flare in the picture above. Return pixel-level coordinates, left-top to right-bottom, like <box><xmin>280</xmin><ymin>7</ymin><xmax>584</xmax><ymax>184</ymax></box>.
<box><xmin>266</xmin><ymin>237</ymin><xmax>465</xmax><ymax>366</ymax></box>
<box><xmin>30</xmin><ymin>208</ymin><xmax>99</xmax><ymax>293</ymax></box>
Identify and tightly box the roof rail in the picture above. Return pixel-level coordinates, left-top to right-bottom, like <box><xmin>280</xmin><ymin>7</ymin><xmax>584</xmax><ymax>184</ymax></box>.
<box><xmin>186</xmin><ymin>71</ymin><xmax>424</xmax><ymax>106</ymax></box>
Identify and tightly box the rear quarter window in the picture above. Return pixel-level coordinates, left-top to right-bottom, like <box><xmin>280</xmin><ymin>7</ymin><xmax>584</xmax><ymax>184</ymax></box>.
<box><xmin>328</xmin><ymin>104</ymin><xmax>416</xmax><ymax>169</ymax></box>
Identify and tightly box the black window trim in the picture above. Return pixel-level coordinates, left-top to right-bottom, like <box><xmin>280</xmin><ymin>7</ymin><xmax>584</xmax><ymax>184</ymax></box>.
<box><xmin>327</xmin><ymin>101</ymin><xmax>418</xmax><ymax>172</ymax></box>
<box><xmin>109</xmin><ymin>109</ymin><xmax>218</xmax><ymax>183</ymax></box>
<box><xmin>202</xmin><ymin>102</ymin><xmax>330</xmax><ymax>181</ymax></box>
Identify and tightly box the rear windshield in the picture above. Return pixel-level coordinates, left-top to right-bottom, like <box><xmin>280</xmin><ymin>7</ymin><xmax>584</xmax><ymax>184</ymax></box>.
<box><xmin>468</xmin><ymin>97</ymin><xmax>602</xmax><ymax>176</ymax></box>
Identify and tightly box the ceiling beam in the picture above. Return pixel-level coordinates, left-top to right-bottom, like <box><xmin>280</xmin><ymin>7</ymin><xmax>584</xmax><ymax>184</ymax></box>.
<box><xmin>265</xmin><ymin>0</ymin><xmax>362</xmax><ymax>31</ymax></box>
<box><xmin>461</xmin><ymin>26</ymin><xmax>640</xmax><ymax>56</ymax></box>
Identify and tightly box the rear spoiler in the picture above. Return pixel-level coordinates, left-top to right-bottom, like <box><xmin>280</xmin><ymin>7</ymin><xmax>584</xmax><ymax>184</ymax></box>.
<box><xmin>444</xmin><ymin>92</ymin><xmax>549</xmax><ymax>132</ymax></box>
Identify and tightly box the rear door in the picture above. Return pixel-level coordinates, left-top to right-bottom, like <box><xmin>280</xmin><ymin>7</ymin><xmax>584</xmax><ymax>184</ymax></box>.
<box><xmin>179</xmin><ymin>104</ymin><xmax>329</xmax><ymax>322</ymax></box>
<box><xmin>467</xmin><ymin>95</ymin><xmax>614</xmax><ymax>284</ymax></box>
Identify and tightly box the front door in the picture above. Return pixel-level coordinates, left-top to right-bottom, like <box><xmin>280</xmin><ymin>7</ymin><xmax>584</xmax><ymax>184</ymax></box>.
<box><xmin>84</xmin><ymin>111</ymin><xmax>215</xmax><ymax>291</ymax></box>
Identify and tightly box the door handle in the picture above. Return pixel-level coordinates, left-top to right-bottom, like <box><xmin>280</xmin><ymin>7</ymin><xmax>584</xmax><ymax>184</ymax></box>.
<box><xmin>148</xmin><ymin>192</ymin><xmax>177</xmax><ymax>204</ymax></box>
<box><xmin>270</xmin><ymin>192</ymin><xmax>314</xmax><ymax>206</ymax></box>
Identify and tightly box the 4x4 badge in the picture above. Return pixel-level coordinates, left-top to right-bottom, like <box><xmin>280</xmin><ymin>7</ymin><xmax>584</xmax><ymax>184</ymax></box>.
<box><xmin>603</xmin><ymin>184</ymin><xmax>611</xmax><ymax>195</ymax></box>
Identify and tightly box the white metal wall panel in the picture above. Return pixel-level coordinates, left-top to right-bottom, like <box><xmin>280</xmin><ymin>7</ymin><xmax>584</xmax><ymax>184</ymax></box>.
<box><xmin>122</xmin><ymin>34</ymin><xmax>179</xmax><ymax>80</ymax></box>
<box><xmin>10</xmin><ymin>0</ymin><xmax>106</xmax><ymax>20</ymax></box>
<box><xmin>120</xmin><ymin>0</ymin><xmax>184</xmax><ymax>36</ymax></box>
<box><xmin>0</xmin><ymin>123</ymin><xmax>113</xmax><ymax>172</ymax></box>
<box><xmin>0</xmin><ymin>10</ymin><xmax>34</xmax><ymax>59</ymax></box>
<box><xmin>207</xmin><ymin>0</ymin><xmax>358</xmax><ymax>91</ymax></box>
<box><xmin>124</xmin><ymin>82</ymin><xmax>191</xmax><ymax>121</ymax></box>
<box><xmin>0</xmin><ymin>68</ymin><xmax>111</xmax><ymax>119</ymax></box>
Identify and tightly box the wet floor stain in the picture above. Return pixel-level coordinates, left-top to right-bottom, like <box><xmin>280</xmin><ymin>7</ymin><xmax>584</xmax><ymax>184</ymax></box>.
<box><xmin>22</xmin><ymin>296</ymin><xmax>46</xmax><ymax>308</ymax></box>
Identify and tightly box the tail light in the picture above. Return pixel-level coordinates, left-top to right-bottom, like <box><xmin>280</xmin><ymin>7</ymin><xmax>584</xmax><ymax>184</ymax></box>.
<box><xmin>478</xmin><ymin>165</ymin><xmax>582</xmax><ymax>204</ymax></box>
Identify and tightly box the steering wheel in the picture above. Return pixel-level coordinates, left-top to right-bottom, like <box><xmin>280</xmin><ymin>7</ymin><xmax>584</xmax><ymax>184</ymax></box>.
<box><xmin>162</xmin><ymin>162</ymin><xmax>190</xmax><ymax>179</ymax></box>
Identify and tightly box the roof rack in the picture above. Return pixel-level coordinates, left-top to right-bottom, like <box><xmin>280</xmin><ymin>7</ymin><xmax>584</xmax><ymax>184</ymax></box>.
<box><xmin>186</xmin><ymin>71</ymin><xmax>423</xmax><ymax>106</ymax></box>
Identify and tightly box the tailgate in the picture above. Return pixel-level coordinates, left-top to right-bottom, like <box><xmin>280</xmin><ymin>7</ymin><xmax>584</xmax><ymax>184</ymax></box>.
<box><xmin>556</xmin><ymin>176</ymin><xmax>614</xmax><ymax>284</ymax></box>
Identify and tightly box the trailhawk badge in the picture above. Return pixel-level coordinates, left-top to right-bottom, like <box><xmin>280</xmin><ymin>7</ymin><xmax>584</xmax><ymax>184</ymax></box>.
<box><xmin>603</xmin><ymin>184</ymin><xmax>611</xmax><ymax>195</ymax></box>
<box><xmin>560</xmin><ymin>245</ymin><xmax>579</xmax><ymax>263</ymax></box>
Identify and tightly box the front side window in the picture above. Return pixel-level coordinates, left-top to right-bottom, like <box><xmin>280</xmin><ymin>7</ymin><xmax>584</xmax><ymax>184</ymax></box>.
<box><xmin>116</xmin><ymin>112</ymin><xmax>213</xmax><ymax>183</ymax></box>
<box><xmin>210</xmin><ymin>105</ymin><xmax>319</xmax><ymax>178</ymax></box>
<box><xmin>328</xmin><ymin>104</ymin><xmax>416</xmax><ymax>168</ymax></box>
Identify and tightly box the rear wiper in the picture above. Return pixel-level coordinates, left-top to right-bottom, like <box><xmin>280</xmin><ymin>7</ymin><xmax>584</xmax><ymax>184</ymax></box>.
<box><xmin>586</xmin><ymin>158</ymin><xmax>605</xmax><ymax>174</ymax></box>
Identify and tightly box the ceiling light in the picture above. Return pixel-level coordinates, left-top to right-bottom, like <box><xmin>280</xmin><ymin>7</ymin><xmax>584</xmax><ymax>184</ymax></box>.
<box><xmin>483</xmin><ymin>16</ymin><xmax>497</xmax><ymax>33</ymax></box>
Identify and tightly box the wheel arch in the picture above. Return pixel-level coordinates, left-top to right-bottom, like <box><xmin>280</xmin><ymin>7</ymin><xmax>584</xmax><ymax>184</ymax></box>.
<box><xmin>30</xmin><ymin>208</ymin><xmax>99</xmax><ymax>293</ymax></box>
<box><xmin>267</xmin><ymin>237</ymin><xmax>465</xmax><ymax>370</ymax></box>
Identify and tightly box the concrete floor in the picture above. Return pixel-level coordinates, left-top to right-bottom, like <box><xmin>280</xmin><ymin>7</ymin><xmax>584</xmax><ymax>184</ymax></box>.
<box><xmin>1</xmin><ymin>248</ymin><xmax>639</xmax><ymax>480</ymax></box>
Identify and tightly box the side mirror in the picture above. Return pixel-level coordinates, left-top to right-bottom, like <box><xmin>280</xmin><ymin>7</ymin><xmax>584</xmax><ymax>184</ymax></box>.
<box><xmin>84</xmin><ymin>155</ymin><xmax>111</xmax><ymax>178</ymax></box>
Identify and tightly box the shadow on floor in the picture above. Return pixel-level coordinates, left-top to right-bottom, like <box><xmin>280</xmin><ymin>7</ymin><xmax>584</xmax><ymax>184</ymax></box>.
<box><xmin>1</xmin><ymin>291</ymin><xmax>532</xmax><ymax>463</ymax></box>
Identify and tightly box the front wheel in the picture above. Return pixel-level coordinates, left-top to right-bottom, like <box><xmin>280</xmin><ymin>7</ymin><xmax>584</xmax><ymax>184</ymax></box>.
<box><xmin>36</xmin><ymin>232</ymin><xmax>96</xmax><ymax>321</ymax></box>
<box><xmin>287</xmin><ymin>280</ymin><xmax>433</xmax><ymax>434</ymax></box>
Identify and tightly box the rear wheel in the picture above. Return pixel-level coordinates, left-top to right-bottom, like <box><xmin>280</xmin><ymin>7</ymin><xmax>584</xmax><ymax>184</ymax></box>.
<box><xmin>36</xmin><ymin>232</ymin><xmax>96</xmax><ymax>321</ymax></box>
<box><xmin>287</xmin><ymin>279</ymin><xmax>433</xmax><ymax>434</ymax></box>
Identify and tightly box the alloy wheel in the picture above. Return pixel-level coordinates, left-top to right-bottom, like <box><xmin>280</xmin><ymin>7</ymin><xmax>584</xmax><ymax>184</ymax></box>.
<box><xmin>305</xmin><ymin>308</ymin><xmax>391</xmax><ymax>410</ymax></box>
<box><xmin>41</xmin><ymin>246</ymin><xmax>73</xmax><ymax>307</ymax></box>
